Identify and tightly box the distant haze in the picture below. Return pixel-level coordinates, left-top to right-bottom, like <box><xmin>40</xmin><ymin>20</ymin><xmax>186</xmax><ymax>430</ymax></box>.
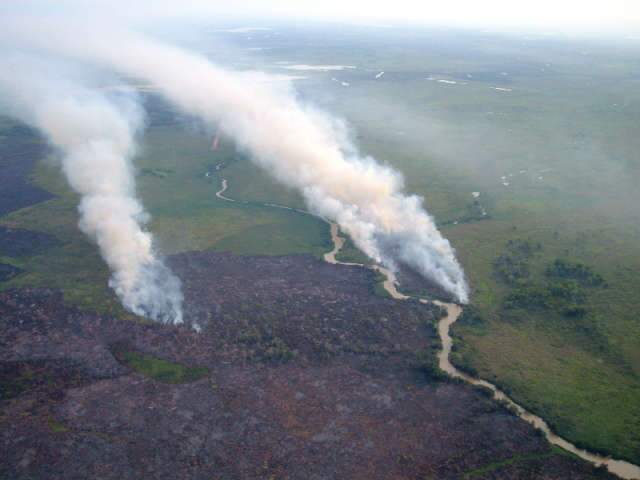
<box><xmin>2</xmin><ymin>0</ymin><xmax>638</xmax><ymax>35</ymax></box>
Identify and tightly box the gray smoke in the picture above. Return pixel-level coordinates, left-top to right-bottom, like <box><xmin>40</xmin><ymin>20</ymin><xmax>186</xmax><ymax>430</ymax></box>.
<box><xmin>0</xmin><ymin>54</ymin><xmax>184</xmax><ymax>322</ymax></box>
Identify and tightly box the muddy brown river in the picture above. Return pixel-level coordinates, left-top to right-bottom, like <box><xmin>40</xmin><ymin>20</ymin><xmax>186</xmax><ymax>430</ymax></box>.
<box><xmin>218</xmin><ymin>178</ymin><xmax>640</xmax><ymax>479</ymax></box>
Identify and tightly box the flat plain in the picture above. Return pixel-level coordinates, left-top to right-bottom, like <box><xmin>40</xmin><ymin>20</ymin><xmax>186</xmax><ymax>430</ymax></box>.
<box><xmin>1</xmin><ymin>24</ymin><xmax>639</xmax><ymax>468</ymax></box>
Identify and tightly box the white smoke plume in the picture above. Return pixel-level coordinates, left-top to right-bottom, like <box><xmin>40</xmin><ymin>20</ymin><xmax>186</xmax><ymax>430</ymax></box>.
<box><xmin>2</xmin><ymin>19</ymin><xmax>469</xmax><ymax>303</ymax></box>
<box><xmin>0</xmin><ymin>54</ymin><xmax>184</xmax><ymax>322</ymax></box>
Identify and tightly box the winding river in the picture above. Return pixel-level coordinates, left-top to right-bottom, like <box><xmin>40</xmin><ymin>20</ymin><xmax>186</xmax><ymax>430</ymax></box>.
<box><xmin>216</xmin><ymin>177</ymin><xmax>640</xmax><ymax>480</ymax></box>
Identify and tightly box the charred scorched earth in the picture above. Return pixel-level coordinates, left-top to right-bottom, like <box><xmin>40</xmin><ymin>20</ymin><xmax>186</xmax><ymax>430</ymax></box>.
<box><xmin>1</xmin><ymin>252</ymin><xmax>613</xmax><ymax>479</ymax></box>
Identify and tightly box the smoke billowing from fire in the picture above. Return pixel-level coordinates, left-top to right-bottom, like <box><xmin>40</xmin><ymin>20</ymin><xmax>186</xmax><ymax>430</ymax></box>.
<box><xmin>0</xmin><ymin>55</ymin><xmax>184</xmax><ymax>322</ymax></box>
<box><xmin>1</xmin><ymin>16</ymin><xmax>469</xmax><ymax>303</ymax></box>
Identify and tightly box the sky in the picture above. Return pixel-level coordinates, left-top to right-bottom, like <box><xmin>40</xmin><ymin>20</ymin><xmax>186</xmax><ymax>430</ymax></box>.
<box><xmin>2</xmin><ymin>0</ymin><xmax>639</xmax><ymax>36</ymax></box>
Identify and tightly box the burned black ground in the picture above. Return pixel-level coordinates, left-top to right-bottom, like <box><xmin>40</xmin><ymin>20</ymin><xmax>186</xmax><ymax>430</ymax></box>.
<box><xmin>0</xmin><ymin>226</ymin><xmax>59</xmax><ymax>258</ymax></box>
<box><xmin>0</xmin><ymin>252</ymin><xmax>614</xmax><ymax>479</ymax></box>
<box><xmin>0</xmin><ymin>126</ymin><xmax>52</xmax><ymax>217</ymax></box>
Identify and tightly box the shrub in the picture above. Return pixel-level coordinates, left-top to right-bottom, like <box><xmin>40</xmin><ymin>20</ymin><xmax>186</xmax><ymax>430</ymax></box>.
<box><xmin>545</xmin><ymin>259</ymin><xmax>605</xmax><ymax>287</ymax></box>
<box><xmin>415</xmin><ymin>350</ymin><xmax>447</xmax><ymax>381</ymax></box>
<box><xmin>504</xmin><ymin>285</ymin><xmax>551</xmax><ymax>310</ymax></box>
<box><xmin>457</xmin><ymin>305</ymin><xmax>485</xmax><ymax>326</ymax></box>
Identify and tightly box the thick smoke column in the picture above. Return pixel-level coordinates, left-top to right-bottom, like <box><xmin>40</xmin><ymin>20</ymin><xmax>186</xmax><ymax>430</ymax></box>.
<box><xmin>4</xmin><ymin>21</ymin><xmax>469</xmax><ymax>302</ymax></box>
<box><xmin>112</xmin><ymin>35</ymin><xmax>469</xmax><ymax>301</ymax></box>
<box><xmin>0</xmin><ymin>56</ymin><xmax>184</xmax><ymax>322</ymax></box>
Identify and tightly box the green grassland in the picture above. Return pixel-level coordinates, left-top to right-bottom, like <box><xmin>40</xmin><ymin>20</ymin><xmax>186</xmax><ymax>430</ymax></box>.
<box><xmin>335</xmin><ymin>233</ymin><xmax>371</xmax><ymax>265</ymax></box>
<box><xmin>111</xmin><ymin>344</ymin><xmax>210</xmax><ymax>384</ymax></box>
<box><xmin>136</xmin><ymin>127</ymin><xmax>329</xmax><ymax>257</ymax></box>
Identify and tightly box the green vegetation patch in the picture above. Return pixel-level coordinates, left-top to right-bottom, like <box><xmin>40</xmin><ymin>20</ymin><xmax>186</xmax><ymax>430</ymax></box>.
<box><xmin>111</xmin><ymin>345</ymin><xmax>209</xmax><ymax>384</ymax></box>
<box><xmin>462</xmin><ymin>452</ymin><xmax>555</xmax><ymax>479</ymax></box>
<box><xmin>494</xmin><ymin>246</ymin><xmax>606</xmax><ymax>320</ymax></box>
<box><xmin>415</xmin><ymin>348</ymin><xmax>448</xmax><ymax>382</ymax></box>
<box><xmin>414</xmin><ymin>317</ymin><xmax>448</xmax><ymax>382</ymax></box>
<box><xmin>371</xmin><ymin>270</ymin><xmax>392</xmax><ymax>299</ymax></box>
<box><xmin>47</xmin><ymin>417</ymin><xmax>70</xmax><ymax>433</ymax></box>
<box><xmin>492</xmin><ymin>238</ymin><xmax>542</xmax><ymax>286</ymax></box>
<box><xmin>139</xmin><ymin>167</ymin><xmax>175</xmax><ymax>178</ymax></box>
<box><xmin>335</xmin><ymin>232</ymin><xmax>371</xmax><ymax>265</ymax></box>
<box><xmin>545</xmin><ymin>259</ymin><xmax>607</xmax><ymax>287</ymax></box>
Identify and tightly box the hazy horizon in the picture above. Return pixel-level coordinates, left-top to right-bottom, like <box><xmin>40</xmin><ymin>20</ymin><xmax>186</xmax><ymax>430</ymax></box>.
<box><xmin>1</xmin><ymin>0</ymin><xmax>639</xmax><ymax>38</ymax></box>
